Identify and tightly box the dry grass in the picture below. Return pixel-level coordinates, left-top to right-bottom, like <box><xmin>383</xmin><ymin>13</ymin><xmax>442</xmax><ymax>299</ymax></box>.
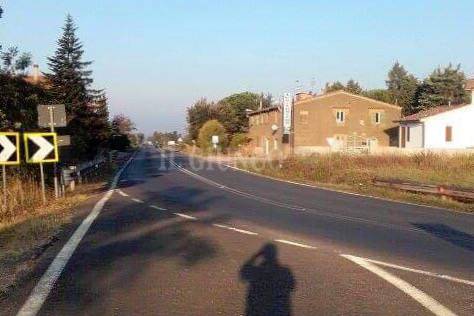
<box><xmin>237</xmin><ymin>152</ymin><xmax>474</xmax><ymax>212</ymax></box>
<box><xmin>0</xmin><ymin>171</ymin><xmax>110</xmax><ymax>298</ymax></box>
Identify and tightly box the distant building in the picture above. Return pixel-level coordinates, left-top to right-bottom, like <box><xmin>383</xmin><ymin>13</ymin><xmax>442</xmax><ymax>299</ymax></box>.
<box><xmin>397</xmin><ymin>80</ymin><xmax>474</xmax><ymax>149</ymax></box>
<box><xmin>247</xmin><ymin>106</ymin><xmax>285</xmax><ymax>157</ymax></box>
<box><xmin>293</xmin><ymin>90</ymin><xmax>401</xmax><ymax>154</ymax></box>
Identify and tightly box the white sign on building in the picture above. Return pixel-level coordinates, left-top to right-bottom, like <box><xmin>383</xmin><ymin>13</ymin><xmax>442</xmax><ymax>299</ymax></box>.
<box><xmin>283</xmin><ymin>92</ymin><xmax>293</xmax><ymax>134</ymax></box>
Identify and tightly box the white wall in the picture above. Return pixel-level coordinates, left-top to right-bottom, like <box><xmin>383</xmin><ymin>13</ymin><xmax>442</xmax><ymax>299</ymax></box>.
<box><xmin>423</xmin><ymin>105</ymin><xmax>474</xmax><ymax>149</ymax></box>
<box><xmin>402</xmin><ymin>122</ymin><xmax>423</xmax><ymax>148</ymax></box>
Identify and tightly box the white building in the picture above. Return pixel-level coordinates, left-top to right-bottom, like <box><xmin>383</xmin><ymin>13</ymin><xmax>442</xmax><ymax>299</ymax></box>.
<box><xmin>398</xmin><ymin>79</ymin><xmax>474</xmax><ymax>149</ymax></box>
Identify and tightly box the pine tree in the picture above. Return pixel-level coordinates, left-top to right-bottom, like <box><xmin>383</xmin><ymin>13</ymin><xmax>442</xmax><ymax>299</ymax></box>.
<box><xmin>46</xmin><ymin>15</ymin><xmax>97</xmax><ymax>160</ymax></box>
<box><xmin>324</xmin><ymin>81</ymin><xmax>345</xmax><ymax>93</ymax></box>
<box><xmin>386</xmin><ymin>62</ymin><xmax>419</xmax><ymax>115</ymax></box>
<box><xmin>415</xmin><ymin>64</ymin><xmax>468</xmax><ymax>112</ymax></box>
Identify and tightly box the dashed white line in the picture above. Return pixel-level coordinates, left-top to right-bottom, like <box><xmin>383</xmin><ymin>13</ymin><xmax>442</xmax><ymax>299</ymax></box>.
<box><xmin>357</xmin><ymin>256</ymin><xmax>474</xmax><ymax>287</ymax></box>
<box><xmin>174</xmin><ymin>213</ymin><xmax>197</xmax><ymax>220</ymax></box>
<box><xmin>150</xmin><ymin>205</ymin><xmax>167</xmax><ymax>211</ymax></box>
<box><xmin>17</xmin><ymin>152</ymin><xmax>136</xmax><ymax>316</ymax></box>
<box><xmin>341</xmin><ymin>254</ymin><xmax>457</xmax><ymax>316</ymax></box>
<box><xmin>213</xmin><ymin>224</ymin><xmax>259</xmax><ymax>235</ymax></box>
<box><xmin>117</xmin><ymin>189</ymin><xmax>129</xmax><ymax>197</ymax></box>
<box><xmin>275</xmin><ymin>239</ymin><xmax>317</xmax><ymax>249</ymax></box>
<box><xmin>131</xmin><ymin>198</ymin><xmax>144</xmax><ymax>203</ymax></box>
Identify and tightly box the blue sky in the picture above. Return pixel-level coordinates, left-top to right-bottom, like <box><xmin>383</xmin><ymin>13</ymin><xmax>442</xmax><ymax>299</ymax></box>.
<box><xmin>2</xmin><ymin>1</ymin><xmax>473</xmax><ymax>134</ymax></box>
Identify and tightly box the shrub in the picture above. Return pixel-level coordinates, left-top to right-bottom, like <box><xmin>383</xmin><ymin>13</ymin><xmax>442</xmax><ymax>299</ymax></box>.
<box><xmin>229</xmin><ymin>133</ymin><xmax>250</xmax><ymax>151</ymax></box>
<box><xmin>197</xmin><ymin>119</ymin><xmax>228</xmax><ymax>153</ymax></box>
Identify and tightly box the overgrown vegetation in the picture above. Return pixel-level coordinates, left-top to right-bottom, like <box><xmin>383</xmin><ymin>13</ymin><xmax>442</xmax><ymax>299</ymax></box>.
<box><xmin>237</xmin><ymin>153</ymin><xmax>474</xmax><ymax>211</ymax></box>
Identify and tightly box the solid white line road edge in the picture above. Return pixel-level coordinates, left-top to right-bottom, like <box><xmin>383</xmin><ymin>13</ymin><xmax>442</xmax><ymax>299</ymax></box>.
<box><xmin>361</xmin><ymin>256</ymin><xmax>474</xmax><ymax>287</ymax></box>
<box><xmin>212</xmin><ymin>224</ymin><xmax>259</xmax><ymax>235</ymax></box>
<box><xmin>16</xmin><ymin>152</ymin><xmax>137</xmax><ymax>316</ymax></box>
<box><xmin>223</xmin><ymin>164</ymin><xmax>469</xmax><ymax>214</ymax></box>
<box><xmin>275</xmin><ymin>239</ymin><xmax>317</xmax><ymax>249</ymax></box>
<box><xmin>341</xmin><ymin>254</ymin><xmax>457</xmax><ymax>316</ymax></box>
<box><xmin>174</xmin><ymin>213</ymin><xmax>197</xmax><ymax>220</ymax></box>
<box><xmin>117</xmin><ymin>189</ymin><xmax>129</xmax><ymax>197</ymax></box>
<box><xmin>131</xmin><ymin>198</ymin><xmax>144</xmax><ymax>203</ymax></box>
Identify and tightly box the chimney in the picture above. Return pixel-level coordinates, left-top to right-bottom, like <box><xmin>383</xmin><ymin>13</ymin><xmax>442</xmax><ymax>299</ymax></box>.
<box><xmin>32</xmin><ymin>64</ymin><xmax>40</xmax><ymax>83</ymax></box>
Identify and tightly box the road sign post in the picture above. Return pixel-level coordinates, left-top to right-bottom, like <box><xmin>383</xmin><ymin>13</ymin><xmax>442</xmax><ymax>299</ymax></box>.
<box><xmin>24</xmin><ymin>132</ymin><xmax>59</xmax><ymax>203</ymax></box>
<box><xmin>0</xmin><ymin>132</ymin><xmax>20</xmax><ymax>209</ymax></box>
<box><xmin>38</xmin><ymin>104</ymin><xmax>66</xmax><ymax>199</ymax></box>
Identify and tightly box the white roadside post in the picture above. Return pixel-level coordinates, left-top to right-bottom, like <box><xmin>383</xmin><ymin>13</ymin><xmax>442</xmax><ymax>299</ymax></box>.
<box><xmin>212</xmin><ymin>135</ymin><xmax>219</xmax><ymax>155</ymax></box>
<box><xmin>0</xmin><ymin>132</ymin><xmax>20</xmax><ymax>209</ymax></box>
<box><xmin>24</xmin><ymin>132</ymin><xmax>59</xmax><ymax>204</ymax></box>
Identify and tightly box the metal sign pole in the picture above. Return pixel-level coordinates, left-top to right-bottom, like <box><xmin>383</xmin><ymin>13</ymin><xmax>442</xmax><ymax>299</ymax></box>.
<box><xmin>2</xmin><ymin>165</ymin><xmax>6</xmax><ymax>210</ymax></box>
<box><xmin>48</xmin><ymin>106</ymin><xmax>59</xmax><ymax>198</ymax></box>
<box><xmin>39</xmin><ymin>162</ymin><xmax>46</xmax><ymax>203</ymax></box>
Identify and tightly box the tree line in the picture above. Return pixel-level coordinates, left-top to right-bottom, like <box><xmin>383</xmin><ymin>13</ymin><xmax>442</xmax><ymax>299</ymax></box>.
<box><xmin>0</xmin><ymin>8</ymin><xmax>136</xmax><ymax>162</ymax></box>
<box><xmin>325</xmin><ymin>62</ymin><xmax>470</xmax><ymax>115</ymax></box>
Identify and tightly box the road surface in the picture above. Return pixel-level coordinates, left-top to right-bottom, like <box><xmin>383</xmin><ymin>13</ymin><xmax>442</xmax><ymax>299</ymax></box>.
<box><xmin>4</xmin><ymin>147</ymin><xmax>474</xmax><ymax>315</ymax></box>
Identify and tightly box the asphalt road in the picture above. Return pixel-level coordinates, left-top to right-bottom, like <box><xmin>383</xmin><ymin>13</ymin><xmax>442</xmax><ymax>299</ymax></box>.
<box><xmin>4</xmin><ymin>146</ymin><xmax>474</xmax><ymax>315</ymax></box>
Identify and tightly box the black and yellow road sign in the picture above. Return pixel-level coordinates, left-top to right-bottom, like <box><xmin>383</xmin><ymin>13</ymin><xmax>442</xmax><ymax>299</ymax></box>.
<box><xmin>0</xmin><ymin>132</ymin><xmax>20</xmax><ymax>165</ymax></box>
<box><xmin>24</xmin><ymin>132</ymin><xmax>59</xmax><ymax>163</ymax></box>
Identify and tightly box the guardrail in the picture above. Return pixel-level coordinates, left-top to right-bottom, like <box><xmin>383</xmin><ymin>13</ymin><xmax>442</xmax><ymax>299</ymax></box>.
<box><xmin>373</xmin><ymin>178</ymin><xmax>474</xmax><ymax>202</ymax></box>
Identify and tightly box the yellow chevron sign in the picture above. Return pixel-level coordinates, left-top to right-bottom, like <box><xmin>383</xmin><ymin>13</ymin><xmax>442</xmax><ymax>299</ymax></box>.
<box><xmin>24</xmin><ymin>132</ymin><xmax>59</xmax><ymax>163</ymax></box>
<box><xmin>0</xmin><ymin>132</ymin><xmax>20</xmax><ymax>165</ymax></box>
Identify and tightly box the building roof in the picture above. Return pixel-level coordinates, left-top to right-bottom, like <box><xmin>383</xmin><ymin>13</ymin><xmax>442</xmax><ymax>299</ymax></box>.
<box><xmin>466</xmin><ymin>78</ymin><xmax>474</xmax><ymax>90</ymax></box>
<box><xmin>295</xmin><ymin>90</ymin><xmax>402</xmax><ymax>110</ymax></box>
<box><xmin>398</xmin><ymin>103</ymin><xmax>470</xmax><ymax>122</ymax></box>
<box><xmin>247</xmin><ymin>106</ymin><xmax>280</xmax><ymax>116</ymax></box>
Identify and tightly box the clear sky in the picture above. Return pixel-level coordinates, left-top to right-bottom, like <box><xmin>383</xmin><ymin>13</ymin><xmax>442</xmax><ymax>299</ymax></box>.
<box><xmin>2</xmin><ymin>1</ymin><xmax>473</xmax><ymax>134</ymax></box>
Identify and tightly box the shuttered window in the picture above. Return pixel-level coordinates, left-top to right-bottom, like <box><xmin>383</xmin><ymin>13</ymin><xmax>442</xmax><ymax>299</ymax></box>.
<box><xmin>445</xmin><ymin>126</ymin><xmax>452</xmax><ymax>142</ymax></box>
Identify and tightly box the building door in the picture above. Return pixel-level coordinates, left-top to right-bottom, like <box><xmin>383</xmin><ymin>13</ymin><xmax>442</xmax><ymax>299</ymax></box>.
<box><xmin>265</xmin><ymin>138</ymin><xmax>270</xmax><ymax>155</ymax></box>
<box><xmin>401</xmin><ymin>126</ymin><xmax>406</xmax><ymax>148</ymax></box>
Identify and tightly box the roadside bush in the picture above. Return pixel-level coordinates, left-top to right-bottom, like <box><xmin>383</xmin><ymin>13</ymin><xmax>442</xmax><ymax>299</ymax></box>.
<box><xmin>229</xmin><ymin>133</ymin><xmax>250</xmax><ymax>152</ymax></box>
<box><xmin>197</xmin><ymin>119</ymin><xmax>228</xmax><ymax>153</ymax></box>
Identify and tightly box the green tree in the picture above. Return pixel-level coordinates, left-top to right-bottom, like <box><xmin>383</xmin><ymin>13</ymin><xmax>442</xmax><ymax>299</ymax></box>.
<box><xmin>386</xmin><ymin>62</ymin><xmax>419</xmax><ymax>115</ymax></box>
<box><xmin>216</xmin><ymin>92</ymin><xmax>260</xmax><ymax>135</ymax></box>
<box><xmin>363</xmin><ymin>89</ymin><xmax>392</xmax><ymax>103</ymax></box>
<box><xmin>186</xmin><ymin>98</ymin><xmax>218</xmax><ymax>141</ymax></box>
<box><xmin>324</xmin><ymin>81</ymin><xmax>345</xmax><ymax>93</ymax></box>
<box><xmin>416</xmin><ymin>64</ymin><xmax>468</xmax><ymax>112</ymax></box>
<box><xmin>46</xmin><ymin>15</ymin><xmax>99</xmax><ymax>159</ymax></box>
<box><xmin>345</xmin><ymin>79</ymin><xmax>363</xmax><ymax>94</ymax></box>
<box><xmin>198</xmin><ymin>119</ymin><xmax>228</xmax><ymax>152</ymax></box>
<box><xmin>229</xmin><ymin>133</ymin><xmax>250</xmax><ymax>152</ymax></box>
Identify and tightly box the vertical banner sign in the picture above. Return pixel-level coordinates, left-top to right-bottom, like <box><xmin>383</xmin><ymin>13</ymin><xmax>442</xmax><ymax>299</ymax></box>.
<box><xmin>283</xmin><ymin>92</ymin><xmax>293</xmax><ymax>134</ymax></box>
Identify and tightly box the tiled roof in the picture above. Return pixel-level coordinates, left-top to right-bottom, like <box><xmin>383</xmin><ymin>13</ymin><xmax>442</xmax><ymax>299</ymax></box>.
<box><xmin>248</xmin><ymin>106</ymin><xmax>280</xmax><ymax>116</ymax></box>
<box><xmin>466</xmin><ymin>79</ymin><xmax>474</xmax><ymax>90</ymax></box>
<box><xmin>399</xmin><ymin>104</ymin><xmax>469</xmax><ymax>122</ymax></box>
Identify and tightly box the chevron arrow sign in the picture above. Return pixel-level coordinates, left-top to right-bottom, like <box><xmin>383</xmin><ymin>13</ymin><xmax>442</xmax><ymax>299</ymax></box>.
<box><xmin>24</xmin><ymin>132</ymin><xmax>59</xmax><ymax>163</ymax></box>
<box><xmin>0</xmin><ymin>132</ymin><xmax>20</xmax><ymax>165</ymax></box>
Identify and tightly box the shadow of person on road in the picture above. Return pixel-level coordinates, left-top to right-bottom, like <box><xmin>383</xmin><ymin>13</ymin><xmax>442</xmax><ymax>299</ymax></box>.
<box><xmin>240</xmin><ymin>243</ymin><xmax>295</xmax><ymax>316</ymax></box>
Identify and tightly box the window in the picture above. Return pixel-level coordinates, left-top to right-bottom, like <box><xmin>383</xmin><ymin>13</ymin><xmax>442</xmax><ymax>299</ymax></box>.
<box><xmin>406</xmin><ymin>126</ymin><xmax>410</xmax><ymax>142</ymax></box>
<box><xmin>336</xmin><ymin>110</ymin><xmax>345</xmax><ymax>123</ymax></box>
<box><xmin>445</xmin><ymin>126</ymin><xmax>452</xmax><ymax>142</ymax></box>
<box><xmin>299</xmin><ymin>110</ymin><xmax>309</xmax><ymax>124</ymax></box>
<box><xmin>374</xmin><ymin>112</ymin><xmax>381</xmax><ymax>124</ymax></box>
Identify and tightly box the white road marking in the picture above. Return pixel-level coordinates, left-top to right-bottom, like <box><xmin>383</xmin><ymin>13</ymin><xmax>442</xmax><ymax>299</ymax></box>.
<box><xmin>117</xmin><ymin>189</ymin><xmax>129</xmax><ymax>197</ymax></box>
<box><xmin>131</xmin><ymin>198</ymin><xmax>144</xmax><ymax>203</ymax></box>
<box><xmin>150</xmin><ymin>205</ymin><xmax>167</xmax><ymax>211</ymax></box>
<box><xmin>174</xmin><ymin>213</ymin><xmax>197</xmax><ymax>220</ymax></box>
<box><xmin>275</xmin><ymin>239</ymin><xmax>317</xmax><ymax>249</ymax></box>
<box><xmin>212</xmin><ymin>224</ymin><xmax>258</xmax><ymax>235</ymax></box>
<box><xmin>17</xmin><ymin>152</ymin><xmax>137</xmax><ymax>316</ymax></box>
<box><xmin>341</xmin><ymin>254</ymin><xmax>457</xmax><ymax>316</ymax></box>
<box><xmin>357</xmin><ymin>256</ymin><xmax>474</xmax><ymax>287</ymax></box>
